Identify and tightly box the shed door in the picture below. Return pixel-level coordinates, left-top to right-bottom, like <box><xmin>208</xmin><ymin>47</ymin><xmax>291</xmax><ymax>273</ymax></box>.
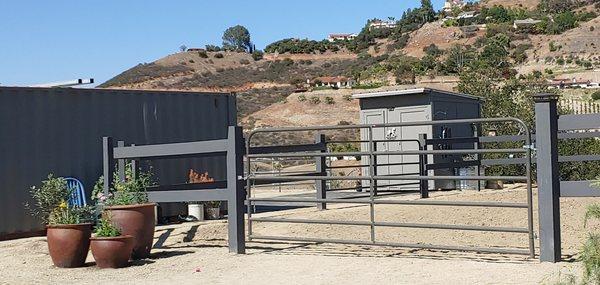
<box><xmin>360</xmin><ymin>110</ymin><xmax>387</xmax><ymax>191</ymax></box>
<box><xmin>386</xmin><ymin>106</ymin><xmax>430</xmax><ymax>190</ymax></box>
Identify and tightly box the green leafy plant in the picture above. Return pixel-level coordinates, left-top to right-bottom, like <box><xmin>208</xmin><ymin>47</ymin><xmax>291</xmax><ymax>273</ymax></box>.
<box><xmin>94</xmin><ymin>214</ymin><xmax>122</xmax><ymax>237</ymax></box>
<box><xmin>27</xmin><ymin>174</ymin><xmax>94</xmax><ymax>225</ymax></box>
<box><xmin>298</xmin><ymin>94</ymin><xmax>307</xmax><ymax>102</ymax></box>
<box><xmin>93</xmin><ymin>164</ymin><xmax>153</xmax><ymax>206</ymax></box>
<box><xmin>204</xmin><ymin>201</ymin><xmax>221</xmax><ymax>208</ymax></box>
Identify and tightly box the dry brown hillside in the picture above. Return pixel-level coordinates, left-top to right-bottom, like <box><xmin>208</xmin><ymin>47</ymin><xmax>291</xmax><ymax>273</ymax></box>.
<box><xmin>403</xmin><ymin>21</ymin><xmax>485</xmax><ymax>58</ymax></box>
<box><xmin>480</xmin><ymin>0</ymin><xmax>540</xmax><ymax>9</ymax></box>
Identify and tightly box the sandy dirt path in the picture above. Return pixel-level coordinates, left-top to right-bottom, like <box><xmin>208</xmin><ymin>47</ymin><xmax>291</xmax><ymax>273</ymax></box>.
<box><xmin>0</xmin><ymin>185</ymin><xmax>595</xmax><ymax>284</ymax></box>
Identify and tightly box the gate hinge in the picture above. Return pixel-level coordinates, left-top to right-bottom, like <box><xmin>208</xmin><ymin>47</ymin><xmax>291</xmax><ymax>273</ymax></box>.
<box><xmin>523</xmin><ymin>144</ymin><xmax>536</xmax><ymax>151</ymax></box>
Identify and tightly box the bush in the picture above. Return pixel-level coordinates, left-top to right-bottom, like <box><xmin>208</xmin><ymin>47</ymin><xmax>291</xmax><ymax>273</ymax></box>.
<box><xmin>324</xmin><ymin>96</ymin><xmax>335</xmax><ymax>104</ymax></box>
<box><xmin>240</xmin><ymin>59</ymin><xmax>250</xmax><ymax>65</ymax></box>
<box><xmin>251</xmin><ymin>50</ymin><xmax>264</xmax><ymax>61</ymax></box>
<box><xmin>343</xmin><ymin>94</ymin><xmax>352</xmax><ymax>101</ymax></box>
<box><xmin>309</xmin><ymin>96</ymin><xmax>321</xmax><ymax>104</ymax></box>
<box><xmin>198</xmin><ymin>50</ymin><xmax>208</xmax><ymax>58</ymax></box>
<box><xmin>205</xmin><ymin>45</ymin><xmax>221</xmax><ymax>52</ymax></box>
<box><xmin>592</xmin><ymin>91</ymin><xmax>600</xmax><ymax>101</ymax></box>
<box><xmin>214</xmin><ymin>53</ymin><xmax>224</xmax><ymax>59</ymax></box>
<box><xmin>298</xmin><ymin>94</ymin><xmax>306</xmax><ymax>102</ymax></box>
<box><xmin>337</xmin><ymin>120</ymin><xmax>351</xmax><ymax>125</ymax></box>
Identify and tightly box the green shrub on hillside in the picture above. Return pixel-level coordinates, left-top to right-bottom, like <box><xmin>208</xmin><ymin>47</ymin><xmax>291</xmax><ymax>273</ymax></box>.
<box><xmin>324</xmin><ymin>96</ymin><xmax>335</xmax><ymax>104</ymax></box>
<box><xmin>251</xmin><ymin>50</ymin><xmax>264</xmax><ymax>61</ymax></box>
<box><xmin>214</xmin><ymin>53</ymin><xmax>224</xmax><ymax>59</ymax></box>
<box><xmin>592</xmin><ymin>91</ymin><xmax>600</xmax><ymax>101</ymax></box>
<box><xmin>298</xmin><ymin>94</ymin><xmax>306</xmax><ymax>102</ymax></box>
<box><xmin>198</xmin><ymin>50</ymin><xmax>208</xmax><ymax>58</ymax></box>
<box><xmin>309</xmin><ymin>96</ymin><xmax>321</xmax><ymax>104</ymax></box>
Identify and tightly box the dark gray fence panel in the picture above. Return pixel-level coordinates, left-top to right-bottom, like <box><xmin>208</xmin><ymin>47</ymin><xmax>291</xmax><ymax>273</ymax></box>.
<box><xmin>0</xmin><ymin>87</ymin><xmax>235</xmax><ymax>237</ymax></box>
<box><xmin>558</xmin><ymin>113</ymin><xmax>600</xmax><ymax>131</ymax></box>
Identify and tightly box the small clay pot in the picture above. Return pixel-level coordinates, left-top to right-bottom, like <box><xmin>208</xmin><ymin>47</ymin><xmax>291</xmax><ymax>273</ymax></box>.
<box><xmin>104</xmin><ymin>203</ymin><xmax>156</xmax><ymax>259</ymax></box>
<box><xmin>90</xmin><ymin>235</ymin><xmax>134</xmax><ymax>269</ymax></box>
<box><xmin>46</xmin><ymin>223</ymin><xmax>92</xmax><ymax>268</ymax></box>
<box><xmin>206</xmin><ymin>207</ymin><xmax>222</xmax><ymax>220</ymax></box>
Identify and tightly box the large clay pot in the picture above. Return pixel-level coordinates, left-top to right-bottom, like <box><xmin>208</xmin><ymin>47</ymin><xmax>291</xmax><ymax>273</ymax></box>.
<box><xmin>104</xmin><ymin>203</ymin><xmax>156</xmax><ymax>259</ymax></box>
<box><xmin>46</xmin><ymin>223</ymin><xmax>92</xmax><ymax>268</ymax></box>
<box><xmin>90</xmin><ymin>235</ymin><xmax>134</xmax><ymax>268</ymax></box>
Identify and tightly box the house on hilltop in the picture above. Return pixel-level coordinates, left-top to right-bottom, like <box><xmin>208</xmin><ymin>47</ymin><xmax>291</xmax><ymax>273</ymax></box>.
<box><xmin>444</xmin><ymin>0</ymin><xmax>465</xmax><ymax>12</ymax></box>
<box><xmin>309</xmin><ymin>76</ymin><xmax>354</xmax><ymax>89</ymax></box>
<box><xmin>513</xmin><ymin>18</ymin><xmax>542</xmax><ymax>29</ymax></box>
<box><xmin>369</xmin><ymin>20</ymin><xmax>397</xmax><ymax>30</ymax></box>
<box><xmin>327</xmin><ymin>33</ymin><xmax>357</xmax><ymax>42</ymax></box>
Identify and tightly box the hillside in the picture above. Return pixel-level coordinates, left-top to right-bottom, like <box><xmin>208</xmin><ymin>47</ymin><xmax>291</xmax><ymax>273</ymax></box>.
<box><xmin>480</xmin><ymin>0</ymin><xmax>540</xmax><ymax>10</ymax></box>
<box><xmin>100</xmin><ymin>0</ymin><xmax>600</xmax><ymax>139</ymax></box>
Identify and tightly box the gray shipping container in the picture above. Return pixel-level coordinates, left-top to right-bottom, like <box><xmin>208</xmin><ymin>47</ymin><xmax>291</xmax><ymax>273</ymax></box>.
<box><xmin>0</xmin><ymin>87</ymin><xmax>236</xmax><ymax>238</ymax></box>
<box><xmin>353</xmin><ymin>88</ymin><xmax>482</xmax><ymax>191</ymax></box>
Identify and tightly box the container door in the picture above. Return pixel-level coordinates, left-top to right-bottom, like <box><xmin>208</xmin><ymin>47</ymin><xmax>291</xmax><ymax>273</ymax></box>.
<box><xmin>387</xmin><ymin>106</ymin><xmax>430</xmax><ymax>191</ymax></box>
<box><xmin>360</xmin><ymin>110</ymin><xmax>387</xmax><ymax>191</ymax></box>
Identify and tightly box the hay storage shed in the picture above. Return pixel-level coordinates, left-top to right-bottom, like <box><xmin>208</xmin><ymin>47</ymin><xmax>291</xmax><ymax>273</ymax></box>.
<box><xmin>353</xmin><ymin>88</ymin><xmax>482</xmax><ymax>191</ymax></box>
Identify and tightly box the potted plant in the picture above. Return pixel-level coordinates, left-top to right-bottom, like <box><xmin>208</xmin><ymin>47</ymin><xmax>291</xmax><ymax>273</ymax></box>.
<box><xmin>93</xmin><ymin>165</ymin><xmax>155</xmax><ymax>259</ymax></box>
<box><xmin>27</xmin><ymin>174</ymin><xmax>94</xmax><ymax>268</ymax></box>
<box><xmin>204</xmin><ymin>201</ymin><xmax>222</xmax><ymax>220</ymax></box>
<box><xmin>90</xmin><ymin>214</ymin><xmax>134</xmax><ymax>269</ymax></box>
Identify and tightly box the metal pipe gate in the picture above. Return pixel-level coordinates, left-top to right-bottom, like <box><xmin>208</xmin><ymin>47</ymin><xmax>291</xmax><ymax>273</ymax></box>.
<box><xmin>245</xmin><ymin>117</ymin><xmax>535</xmax><ymax>257</ymax></box>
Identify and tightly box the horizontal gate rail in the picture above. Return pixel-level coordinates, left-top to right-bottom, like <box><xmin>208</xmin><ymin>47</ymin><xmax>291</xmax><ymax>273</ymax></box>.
<box><xmin>249</xmin><ymin>197</ymin><xmax>528</xmax><ymax>208</ymax></box>
<box><xmin>250</xmin><ymin>175</ymin><xmax>528</xmax><ymax>182</ymax></box>
<box><xmin>250</xmin><ymin>217</ymin><xmax>529</xmax><ymax>233</ymax></box>
<box><xmin>248</xmin><ymin>235</ymin><xmax>531</xmax><ymax>255</ymax></box>
<box><xmin>248</xmin><ymin>148</ymin><xmax>526</xmax><ymax>159</ymax></box>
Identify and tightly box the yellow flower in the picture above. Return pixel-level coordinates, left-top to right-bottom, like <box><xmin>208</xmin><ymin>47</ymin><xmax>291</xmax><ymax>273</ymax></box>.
<box><xmin>59</xmin><ymin>201</ymin><xmax>68</xmax><ymax>209</ymax></box>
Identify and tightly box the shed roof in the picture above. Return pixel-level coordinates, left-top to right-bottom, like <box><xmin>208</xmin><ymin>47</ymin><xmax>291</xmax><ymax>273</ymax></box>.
<box><xmin>352</xmin><ymin>88</ymin><xmax>483</xmax><ymax>101</ymax></box>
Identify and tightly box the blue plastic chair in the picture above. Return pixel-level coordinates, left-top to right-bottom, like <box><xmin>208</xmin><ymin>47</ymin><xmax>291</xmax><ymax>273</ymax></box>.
<box><xmin>66</xmin><ymin>177</ymin><xmax>87</xmax><ymax>206</ymax></box>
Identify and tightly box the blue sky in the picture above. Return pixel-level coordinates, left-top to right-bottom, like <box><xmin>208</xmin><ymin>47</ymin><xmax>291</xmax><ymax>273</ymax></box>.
<box><xmin>0</xmin><ymin>1</ymin><xmax>445</xmax><ymax>86</ymax></box>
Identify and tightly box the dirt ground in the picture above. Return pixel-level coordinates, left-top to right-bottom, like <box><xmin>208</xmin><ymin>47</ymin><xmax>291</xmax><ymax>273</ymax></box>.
<box><xmin>0</xmin><ymin>185</ymin><xmax>597</xmax><ymax>284</ymax></box>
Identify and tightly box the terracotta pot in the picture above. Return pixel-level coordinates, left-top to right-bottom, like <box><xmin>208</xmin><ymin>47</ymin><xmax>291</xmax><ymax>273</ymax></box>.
<box><xmin>90</xmin><ymin>235</ymin><xmax>134</xmax><ymax>268</ymax></box>
<box><xmin>104</xmin><ymin>203</ymin><xmax>156</xmax><ymax>259</ymax></box>
<box><xmin>206</xmin><ymin>207</ymin><xmax>222</xmax><ymax>220</ymax></box>
<box><xmin>46</xmin><ymin>223</ymin><xmax>92</xmax><ymax>268</ymax></box>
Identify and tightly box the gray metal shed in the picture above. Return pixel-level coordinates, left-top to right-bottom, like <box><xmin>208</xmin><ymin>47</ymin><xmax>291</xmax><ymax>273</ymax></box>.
<box><xmin>353</xmin><ymin>88</ymin><xmax>482</xmax><ymax>191</ymax></box>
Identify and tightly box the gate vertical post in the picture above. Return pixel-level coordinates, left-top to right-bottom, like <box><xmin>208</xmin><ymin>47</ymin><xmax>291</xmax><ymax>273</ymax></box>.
<box><xmin>315</xmin><ymin>133</ymin><xmax>327</xmax><ymax>210</ymax></box>
<box><xmin>117</xmin><ymin>140</ymin><xmax>126</xmax><ymax>182</ymax></box>
<box><xmin>534</xmin><ymin>93</ymin><xmax>561</xmax><ymax>262</ymax></box>
<box><xmin>227</xmin><ymin>126</ymin><xmax>245</xmax><ymax>254</ymax></box>
<box><xmin>418</xmin><ymin>133</ymin><xmax>429</xmax><ymax>198</ymax></box>
<box><xmin>102</xmin><ymin>137</ymin><xmax>115</xmax><ymax>195</ymax></box>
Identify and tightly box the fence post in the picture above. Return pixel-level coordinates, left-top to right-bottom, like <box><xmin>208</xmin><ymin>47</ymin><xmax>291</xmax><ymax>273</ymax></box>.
<box><xmin>418</xmin><ymin>133</ymin><xmax>429</xmax><ymax>198</ymax></box>
<box><xmin>102</xmin><ymin>137</ymin><xmax>115</xmax><ymax>195</ymax></box>
<box><xmin>226</xmin><ymin>126</ymin><xmax>245</xmax><ymax>254</ymax></box>
<box><xmin>130</xmin><ymin>144</ymin><xmax>138</xmax><ymax>180</ymax></box>
<box><xmin>117</xmin><ymin>140</ymin><xmax>126</xmax><ymax>182</ymax></box>
<box><xmin>534</xmin><ymin>93</ymin><xmax>561</xmax><ymax>262</ymax></box>
<box><xmin>315</xmin><ymin>133</ymin><xmax>327</xmax><ymax>210</ymax></box>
